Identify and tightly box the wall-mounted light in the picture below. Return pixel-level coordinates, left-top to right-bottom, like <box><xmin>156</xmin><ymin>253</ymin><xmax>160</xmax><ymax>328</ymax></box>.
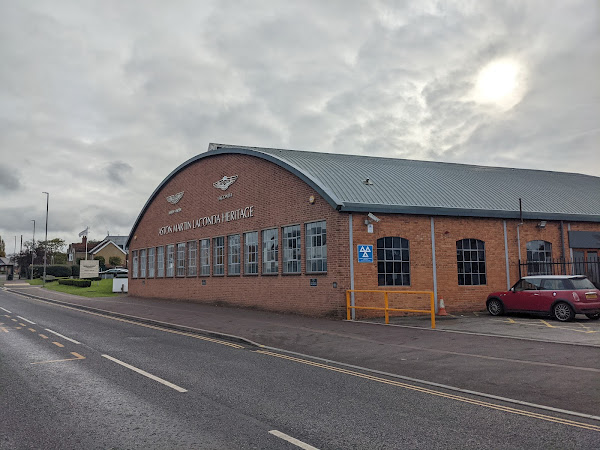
<box><xmin>308</xmin><ymin>195</ymin><xmax>315</xmax><ymax>204</ymax></box>
<box><xmin>537</xmin><ymin>220</ymin><xmax>547</xmax><ymax>228</ymax></box>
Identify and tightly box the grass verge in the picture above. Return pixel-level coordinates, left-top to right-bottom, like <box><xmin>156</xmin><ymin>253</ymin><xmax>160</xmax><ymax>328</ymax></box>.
<box><xmin>26</xmin><ymin>278</ymin><xmax>122</xmax><ymax>297</ymax></box>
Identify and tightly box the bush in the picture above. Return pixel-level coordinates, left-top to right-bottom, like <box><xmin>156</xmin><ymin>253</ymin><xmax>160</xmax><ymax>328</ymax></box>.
<box><xmin>31</xmin><ymin>265</ymin><xmax>72</xmax><ymax>278</ymax></box>
<box><xmin>58</xmin><ymin>279</ymin><xmax>92</xmax><ymax>287</ymax></box>
<box><xmin>71</xmin><ymin>265</ymin><xmax>80</xmax><ymax>277</ymax></box>
<box><xmin>109</xmin><ymin>256</ymin><xmax>122</xmax><ymax>267</ymax></box>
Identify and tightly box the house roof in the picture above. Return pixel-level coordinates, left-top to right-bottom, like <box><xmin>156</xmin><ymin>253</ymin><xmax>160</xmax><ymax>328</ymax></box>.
<box><xmin>89</xmin><ymin>239</ymin><xmax>128</xmax><ymax>255</ymax></box>
<box><xmin>127</xmin><ymin>143</ymin><xmax>600</xmax><ymax>247</ymax></box>
<box><xmin>0</xmin><ymin>256</ymin><xmax>14</xmax><ymax>266</ymax></box>
<box><xmin>69</xmin><ymin>241</ymin><xmax>100</xmax><ymax>253</ymax></box>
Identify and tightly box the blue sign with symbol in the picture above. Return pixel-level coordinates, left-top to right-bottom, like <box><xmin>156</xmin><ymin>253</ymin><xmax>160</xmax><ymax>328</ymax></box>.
<box><xmin>357</xmin><ymin>245</ymin><xmax>373</xmax><ymax>263</ymax></box>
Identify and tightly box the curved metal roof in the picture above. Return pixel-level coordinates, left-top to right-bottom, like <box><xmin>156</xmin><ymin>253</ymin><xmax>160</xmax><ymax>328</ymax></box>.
<box><xmin>127</xmin><ymin>143</ymin><xmax>600</xmax><ymax>246</ymax></box>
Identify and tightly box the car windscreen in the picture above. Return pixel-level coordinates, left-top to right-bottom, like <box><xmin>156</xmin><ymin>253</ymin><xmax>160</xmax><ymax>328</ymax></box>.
<box><xmin>568</xmin><ymin>277</ymin><xmax>597</xmax><ymax>290</ymax></box>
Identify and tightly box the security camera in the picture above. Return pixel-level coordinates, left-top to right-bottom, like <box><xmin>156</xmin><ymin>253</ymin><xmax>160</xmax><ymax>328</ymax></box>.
<box><xmin>367</xmin><ymin>213</ymin><xmax>381</xmax><ymax>222</ymax></box>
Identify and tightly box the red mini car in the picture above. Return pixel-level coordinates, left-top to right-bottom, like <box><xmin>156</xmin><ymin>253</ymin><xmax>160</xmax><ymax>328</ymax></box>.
<box><xmin>486</xmin><ymin>275</ymin><xmax>600</xmax><ymax>322</ymax></box>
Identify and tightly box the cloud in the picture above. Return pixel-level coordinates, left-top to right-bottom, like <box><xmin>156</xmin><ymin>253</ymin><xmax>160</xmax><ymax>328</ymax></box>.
<box><xmin>0</xmin><ymin>166</ymin><xmax>21</xmax><ymax>191</ymax></box>
<box><xmin>0</xmin><ymin>0</ymin><xmax>597</xmax><ymax>246</ymax></box>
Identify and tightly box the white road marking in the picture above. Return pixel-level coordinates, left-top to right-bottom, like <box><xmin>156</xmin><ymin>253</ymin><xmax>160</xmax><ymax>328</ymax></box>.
<box><xmin>269</xmin><ymin>430</ymin><xmax>320</xmax><ymax>450</ymax></box>
<box><xmin>44</xmin><ymin>328</ymin><xmax>81</xmax><ymax>344</ymax></box>
<box><xmin>102</xmin><ymin>354</ymin><xmax>188</xmax><ymax>393</ymax></box>
<box><xmin>17</xmin><ymin>315</ymin><xmax>36</xmax><ymax>324</ymax></box>
<box><xmin>0</xmin><ymin>307</ymin><xmax>12</xmax><ymax>313</ymax></box>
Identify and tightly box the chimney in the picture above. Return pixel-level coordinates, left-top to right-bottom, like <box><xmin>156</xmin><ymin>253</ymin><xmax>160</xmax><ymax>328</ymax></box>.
<box><xmin>82</xmin><ymin>236</ymin><xmax>87</xmax><ymax>247</ymax></box>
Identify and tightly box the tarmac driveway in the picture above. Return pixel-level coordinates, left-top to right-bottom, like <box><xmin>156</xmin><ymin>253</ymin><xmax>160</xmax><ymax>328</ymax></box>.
<box><xmin>371</xmin><ymin>312</ymin><xmax>600</xmax><ymax>346</ymax></box>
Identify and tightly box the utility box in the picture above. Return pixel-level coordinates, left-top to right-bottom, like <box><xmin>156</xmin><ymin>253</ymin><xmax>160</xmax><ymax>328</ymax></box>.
<box><xmin>112</xmin><ymin>277</ymin><xmax>128</xmax><ymax>293</ymax></box>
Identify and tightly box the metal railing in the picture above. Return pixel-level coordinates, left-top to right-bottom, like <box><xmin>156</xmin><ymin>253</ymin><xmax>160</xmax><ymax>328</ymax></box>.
<box><xmin>519</xmin><ymin>258</ymin><xmax>600</xmax><ymax>288</ymax></box>
<box><xmin>346</xmin><ymin>290</ymin><xmax>436</xmax><ymax>329</ymax></box>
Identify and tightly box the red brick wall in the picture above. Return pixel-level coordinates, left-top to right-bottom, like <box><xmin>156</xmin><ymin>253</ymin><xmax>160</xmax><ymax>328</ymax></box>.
<box><xmin>129</xmin><ymin>153</ymin><xmax>350</xmax><ymax>317</ymax></box>
<box><xmin>129</xmin><ymin>152</ymin><xmax>600</xmax><ymax>316</ymax></box>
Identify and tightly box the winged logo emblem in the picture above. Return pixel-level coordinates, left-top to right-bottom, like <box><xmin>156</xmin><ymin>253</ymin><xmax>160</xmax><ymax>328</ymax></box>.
<box><xmin>166</xmin><ymin>191</ymin><xmax>184</xmax><ymax>204</ymax></box>
<box><xmin>213</xmin><ymin>175</ymin><xmax>238</xmax><ymax>191</ymax></box>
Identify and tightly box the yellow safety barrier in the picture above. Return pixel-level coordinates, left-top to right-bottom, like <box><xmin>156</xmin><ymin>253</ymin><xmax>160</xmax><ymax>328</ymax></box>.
<box><xmin>346</xmin><ymin>290</ymin><xmax>436</xmax><ymax>329</ymax></box>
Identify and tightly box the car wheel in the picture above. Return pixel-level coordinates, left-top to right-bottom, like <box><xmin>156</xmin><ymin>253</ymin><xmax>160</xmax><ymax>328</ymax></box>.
<box><xmin>553</xmin><ymin>302</ymin><xmax>575</xmax><ymax>322</ymax></box>
<box><xmin>585</xmin><ymin>313</ymin><xmax>600</xmax><ymax>320</ymax></box>
<box><xmin>487</xmin><ymin>298</ymin><xmax>504</xmax><ymax>316</ymax></box>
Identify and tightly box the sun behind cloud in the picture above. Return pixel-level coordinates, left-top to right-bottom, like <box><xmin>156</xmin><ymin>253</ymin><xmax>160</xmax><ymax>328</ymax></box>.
<box><xmin>473</xmin><ymin>58</ymin><xmax>527</xmax><ymax>109</ymax></box>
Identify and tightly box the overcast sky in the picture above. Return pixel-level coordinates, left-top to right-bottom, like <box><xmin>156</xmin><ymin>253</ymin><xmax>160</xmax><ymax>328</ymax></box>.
<box><xmin>1</xmin><ymin>0</ymin><xmax>598</xmax><ymax>252</ymax></box>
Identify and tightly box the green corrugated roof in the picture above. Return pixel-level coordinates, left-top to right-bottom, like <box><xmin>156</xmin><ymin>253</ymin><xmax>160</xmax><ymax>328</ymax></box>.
<box><xmin>127</xmin><ymin>143</ymin><xmax>600</xmax><ymax>247</ymax></box>
<box><xmin>208</xmin><ymin>143</ymin><xmax>600</xmax><ymax>221</ymax></box>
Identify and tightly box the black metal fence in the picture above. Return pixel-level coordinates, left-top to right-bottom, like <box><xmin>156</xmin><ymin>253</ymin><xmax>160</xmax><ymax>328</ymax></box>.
<box><xmin>519</xmin><ymin>258</ymin><xmax>600</xmax><ymax>288</ymax></box>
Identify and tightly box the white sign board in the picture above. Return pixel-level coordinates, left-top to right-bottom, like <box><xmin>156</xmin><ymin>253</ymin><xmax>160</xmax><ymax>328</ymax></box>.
<box><xmin>80</xmin><ymin>260</ymin><xmax>99</xmax><ymax>278</ymax></box>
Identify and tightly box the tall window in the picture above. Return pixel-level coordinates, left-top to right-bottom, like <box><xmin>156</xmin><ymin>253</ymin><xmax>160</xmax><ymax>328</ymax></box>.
<box><xmin>213</xmin><ymin>237</ymin><xmax>225</xmax><ymax>275</ymax></box>
<box><xmin>148</xmin><ymin>247</ymin><xmax>155</xmax><ymax>277</ymax></box>
<box><xmin>457</xmin><ymin>239</ymin><xmax>487</xmax><ymax>285</ymax></box>
<box><xmin>200</xmin><ymin>239</ymin><xmax>210</xmax><ymax>276</ymax></box>
<box><xmin>262</xmin><ymin>229</ymin><xmax>279</xmax><ymax>274</ymax></box>
<box><xmin>140</xmin><ymin>249</ymin><xmax>147</xmax><ymax>278</ymax></box>
<box><xmin>244</xmin><ymin>231</ymin><xmax>258</xmax><ymax>275</ymax></box>
<box><xmin>228</xmin><ymin>234</ymin><xmax>241</xmax><ymax>275</ymax></box>
<box><xmin>187</xmin><ymin>240</ymin><xmax>197</xmax><ymax>276</ymax></box>
<box><xmin>306</xmin><ymin>221</ymin><xmax>327</xmax><ymax>273</ymax></box>
<box><xmin>377</xmin><ymin>237</ymin><xmax>410</xmax><ymax>286</ymax></box>
<box><xmin>283</xmin><ymin>225</ymin><xmax>301</xmax><ymax>274</ymax></box>
<box><xmin>527</xmin><ymin>240</ymin><xmax>553</xmax><ymax>275</ymax></box>
<box><xmin>132</xmin><ymin>250</ymin><xmax>139</xmax><ymax>278</ymax></box>
<box><xmin>177</xmin><ymin>243</ymin><xmax>186</xmax><ymax>277</ymax></box>
<box><xmin>166</xmin><ymin>244</ymin><xmax>175</xmax><ymax>277</ymax></box>
<box><xmin>157</xmin><ymin>246</ymin><xmax>165</xmax><ymax>277</ymax></box>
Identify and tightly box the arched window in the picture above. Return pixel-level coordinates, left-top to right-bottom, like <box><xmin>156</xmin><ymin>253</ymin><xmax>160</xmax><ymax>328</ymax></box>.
<box><xmin>526</xmin><ymin>240</ymin><xmax>552</xmax><ymax>275</ymax></box>
<box><xmin>377</xmin><ymin>237</ymin><xmax>410</xmax><ymax>286</ymax></box>
<box><xmin>457</xmin><ymin>239</ymin><xmax>487</xmax><ymax>285</ymax></box>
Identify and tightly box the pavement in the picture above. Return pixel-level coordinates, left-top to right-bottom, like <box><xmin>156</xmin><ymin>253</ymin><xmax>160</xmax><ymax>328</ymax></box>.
<box><xmin>2</xmin><ymin>279</ymin><xmax>598</xmax><ymax>348</ymax></box>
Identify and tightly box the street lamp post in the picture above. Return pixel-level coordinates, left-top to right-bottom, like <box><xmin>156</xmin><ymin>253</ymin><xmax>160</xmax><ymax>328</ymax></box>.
<box><xmin>30</xmin><ymin>219</ymin><xmax>35</xmax><ymax>281</ymax></box>
<box><xmin>42</xmin><ymin>192</ymin><xmax>49</xmax><ymax>287</ymax></box>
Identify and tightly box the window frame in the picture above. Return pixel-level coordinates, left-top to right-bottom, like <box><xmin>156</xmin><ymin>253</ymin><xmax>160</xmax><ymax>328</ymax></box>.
<box><xmin>187</xmin><ymin>240</ymin><xmax>197</xmax><ymax>277</ymax></box>
<box><xmin>140</xmin><ymin>248</ymin><xmax>147</xmax><ymax>278</ymax></box>
<box><xmin>200</xmin><ymin>239</ymin><xmax>210</xmax><ymax>276</ymax></box>
<box><xmin>132</xmin><ymin>250</ymin><xmax>139</xmax><ymax>279</ymax></box>
<box><xmin>244</xmin><ymin>231</ymin><xmax>259</xmax><ymax>275</ymax></box>
<box><xmin>305</xmin><ymin>220</ymin><xmax>327</xmax><ymax>274</ymax></box>
<box><xmin>456</xmin><ymin>238</ymin><xmax>487</xmax><ymax>286</ymax></box>
<box><xmin>262</xmin><ymin>228</ymin><xmax>279</xmax><ymax>275</ymax></box>
<box><xmin>228</xmin><ymin>234</ymin><xmax>241</xmax><ymax>276</ymax></box>
<box><xmin>156</xmin><ymin>246</ymin><xmax>165</xmax><ymax>278</ymax></box>
<box><xmin>282</xmin><ymin>224</ymin><xmax>301</xmax><ymax>274</ymax></box>
<box><xmin>147</xmin><ymin>247</ymin><xmax>155</xmax><ymax>278</ymax></box>
<box><xmin>166</xmin><ymin>244</ymin><xmax>175</xmax><ymax>277</ymax></box>
<box><xmin>176</xmin><ymin>242</ymin><xmax>186</xmax><ymax>277</ymax></box>
<box><xmin>213</xmin><ymin>236</ymin><xmax>225</xmax><ymax>276</ymax></box>
<box><xmin>376</xmin><ymin>237</ymin><xmax>410</xmax><ymax>286</ymax></box>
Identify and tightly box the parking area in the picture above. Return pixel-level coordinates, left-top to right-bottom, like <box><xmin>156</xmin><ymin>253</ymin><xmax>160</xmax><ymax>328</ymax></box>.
<box><xmin>360</xmin><ymin>312</ymin><xmax>600</xmax><ymax>346</ymax></box>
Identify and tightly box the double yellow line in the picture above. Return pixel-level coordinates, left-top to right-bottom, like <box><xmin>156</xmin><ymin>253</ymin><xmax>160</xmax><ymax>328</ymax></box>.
<box><xmin>256</xmin><ymin>350</ymin><xmax>600</xmax><ymax>432</ymax></box>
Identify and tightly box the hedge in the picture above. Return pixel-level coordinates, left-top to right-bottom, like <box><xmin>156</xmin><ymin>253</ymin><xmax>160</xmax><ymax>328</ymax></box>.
<box><xmin>31</xmin><ymin>265</ymin><xmax>72</xmax><ymax>278</ymax></box>
<box><xmin>58</xmin><ymin>279</ymin><xmax>92</xmax><ymax>287</ymax></box>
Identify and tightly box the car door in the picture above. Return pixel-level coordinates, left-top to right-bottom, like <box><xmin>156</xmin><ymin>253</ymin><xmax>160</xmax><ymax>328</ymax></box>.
<box><xmin>508</xmin><ymin>278</ymin><xmax>542</xmax><ymax>312</ymax></box>
<box><xmin>538</xmin><ymin>279</ymin><xmax>566</xmax><ymax>312</ymax></box>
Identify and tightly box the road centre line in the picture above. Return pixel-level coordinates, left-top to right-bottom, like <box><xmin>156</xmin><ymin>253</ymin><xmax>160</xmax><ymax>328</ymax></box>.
<box><xmin>52</xmin><ymin>341</ymin><xmax>64</xmax><ymax>348</ymax></box>
<box><xmin>256</xmin><ymin>350</ymin><xmax>600</xmax><ymax>431</ymax></box>
<box><xmin>31</xmin><ymin>352</ymin><xmax>86</xmax><ymax>365</ymax></box>
<box><xmin>1</xmin><ymin>327</ymin><xmax>8</xmax><ymax>333</ymax></box>
<box><xmin>44</xmin><ymin>328</ymin><xmax>81</xmax><ymax>344</ymax></box>
<box><xmin>269</xmin><ymin>430</ymin><xmax>320</xmax><ymax>450</ymax></box>
<box><xmin>17</xmin><ymin>315</ymin><xmax>36</xmax><ymax>324</ymax></box>
<box><xmin>102</xmin><ymin>354</ymin><xmax>188</xmax><ymax>393</ymax></box>
<box><xmin>1</xmin><ymin>307</ymin><xmax>12</xmax><ymax>313</ymax></box>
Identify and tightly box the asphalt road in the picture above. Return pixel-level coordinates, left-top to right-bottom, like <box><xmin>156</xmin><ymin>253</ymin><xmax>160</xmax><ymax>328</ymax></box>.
<box><xmin>1</xmin><ymin>291</ymin><xmax>599</xmax><ymax>449</ymax></box>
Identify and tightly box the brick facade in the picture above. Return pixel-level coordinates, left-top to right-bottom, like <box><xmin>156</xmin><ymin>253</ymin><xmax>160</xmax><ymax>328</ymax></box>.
<box><xmin>129</xmin><ymin>152</ymin><xmax>600</xmax><ymax>317</ymax></box>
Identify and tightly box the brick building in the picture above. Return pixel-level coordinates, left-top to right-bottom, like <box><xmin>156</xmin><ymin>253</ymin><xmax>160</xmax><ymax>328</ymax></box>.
<box><xmin>126</xmin><ymin>143</ymin><xmax>600</xmax><ymax>317</ymax></box>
